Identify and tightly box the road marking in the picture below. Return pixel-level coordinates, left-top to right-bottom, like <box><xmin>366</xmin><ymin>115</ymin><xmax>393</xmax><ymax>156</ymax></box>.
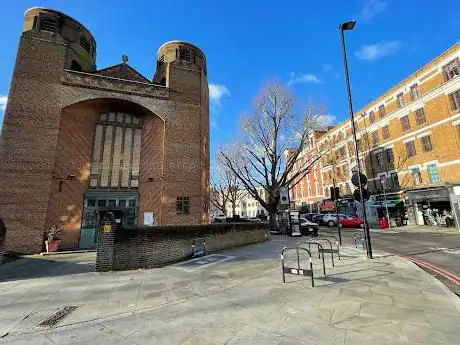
<box><xmin>172</xmin><ymin>254</ymin><xmax>235</xmax><ymax>272</ymax></box>
<box><xmin>403</xmin><ymin>256</ymin><xmax>460</xmax><ymax>285</ymax></box>
<box><xmin>428</xmin><ymin>247</ymin><xmax>460</xmax><ymax>255</ymax></box>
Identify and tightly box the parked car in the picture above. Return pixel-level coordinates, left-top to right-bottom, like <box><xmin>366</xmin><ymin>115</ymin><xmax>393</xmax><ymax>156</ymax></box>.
<box><xmin>323</xmin><ymin>214</ymin><xmax>364</xmax><ymax>228</ymax></box>
<box><xmin>299</xmin><ymin>217</ymin><xmax>319</xmax><ymax>236</ymax></box>
<box><xmin>323</xmin><ymin>214</ymin><xmax>347</xmax><ymax>227</ymax></box>
<box><xmin>339</xmin><ymin>215</ymin><xmax>365</xmax><ymax>228</ymax></box>
<box><xmin>246</xmin><ymin>217</ymin><xmax>262</xmax><ymax>223</ymax></box>
<box><xmin>311</xmin><ymin>214</ymin><xmax>325</xmax><ymax>225</ymax></box>
<box><xmin>300</xmin><ymin>213</ymin><xmax>316</xmax><ymax>222</ymax></box>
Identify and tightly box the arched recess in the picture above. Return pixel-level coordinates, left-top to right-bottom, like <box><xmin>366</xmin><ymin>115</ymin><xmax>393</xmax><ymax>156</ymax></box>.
<box><xmin>45</xmin><ymin>97</ymin><xmax>165</xmax><ymax>250</ymax></box>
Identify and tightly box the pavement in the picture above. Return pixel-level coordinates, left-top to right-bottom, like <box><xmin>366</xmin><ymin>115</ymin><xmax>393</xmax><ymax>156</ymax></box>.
<box><xmin>322</xmin><ymin>225</ymin><xmax>460</xmax><ymax>296</ymax></box>
<box><xmin>0</xmin><ymin>237</ymin><xmax>460</xmax><ymax>344</ymax></box>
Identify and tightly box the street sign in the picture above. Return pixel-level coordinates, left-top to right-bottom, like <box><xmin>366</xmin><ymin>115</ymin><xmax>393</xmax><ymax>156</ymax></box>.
<box><xmin>353</xmin><ymin>188</ymin><xmax>370</xmax><ymax>202</ymax></box>
<box><xmin>279</xmin><ymin>187</ymin><xmax>289</xmax><ymax>205</ymax></box>
<box><xmin>351</xmin><ymin>172</ymin><xmax>367</xmax><ymax>187</ymax></box>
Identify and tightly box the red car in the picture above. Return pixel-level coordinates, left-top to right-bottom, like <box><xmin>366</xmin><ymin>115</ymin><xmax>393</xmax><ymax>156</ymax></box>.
<box><xmin>339</xmin><ymin>215</ymin><xmax>364</xmax><ymax>228</ymax></box>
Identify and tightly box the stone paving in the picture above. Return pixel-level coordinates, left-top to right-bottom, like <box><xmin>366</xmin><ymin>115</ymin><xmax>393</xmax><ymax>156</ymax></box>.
<box><xmin>0</xmin><ymin>237</ymin><xmax>459</xmax><ymax>344</ymax></box>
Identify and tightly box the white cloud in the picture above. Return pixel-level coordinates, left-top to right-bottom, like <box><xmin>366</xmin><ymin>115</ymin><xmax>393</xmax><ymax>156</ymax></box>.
<box><xmin>209</xmin><ymin>83</ymin><xmax>230</xmax><ymax>105</ymax></box>
<box><xmin>287</xmin><ymin>73</ymin><xmax>323</xmax><ymax>86</ymax></box>
<box><xmin>355</xmin><ymin>41</ymin><xmax>401</xmax><ymax>60</ymax></box>
<box><xmin>0</xmin><ymin>96</ymin><xmax>7</xmax><ymax>111</ymax></box>
<box><xmin>361</xmin><ymin>0</ymin><xmax>387</xmax><ymax>20</ymax></box>
<box><xmin>318</xmin><ymin>114</ymin><xmax>337</xmax><ymax>126</ymax></box>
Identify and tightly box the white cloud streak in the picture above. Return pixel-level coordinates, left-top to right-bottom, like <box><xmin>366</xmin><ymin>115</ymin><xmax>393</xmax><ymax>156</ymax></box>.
<box><xmin>0</xmin><ymin>96</ymin><xmax>7</xmax><ymax>111</ymax></box>
<box><xmin>355</xmin><ymin>41</ymin><xmax>401</xmax><ymax>61</ymax></box>
<box><xmin>361</xmin><ymin>0</ymin><xmax>387</xmax><ymax>20</ymax></box>
<box><xmin>209</xmin><ymin>84</ymin><xmax>230</xmax><ymax>105</ymax></box>
<box><xmin>287</xmin><ymin>73</ymin><xmax>323</xmax><ymax>86</ymax></box>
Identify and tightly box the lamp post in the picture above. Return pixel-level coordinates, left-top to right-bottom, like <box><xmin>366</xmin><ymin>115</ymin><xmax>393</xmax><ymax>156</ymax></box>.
<box><xmin>339</xmin><ymin>20</ymin><xmax>373</xmax><ymax>259</ymax></box>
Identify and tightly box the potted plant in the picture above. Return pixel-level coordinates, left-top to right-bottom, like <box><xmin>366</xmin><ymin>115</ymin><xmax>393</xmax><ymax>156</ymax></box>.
<box><xmin>45</xmin><ymin>225</ymin><xmax>62</xmax><ymax>252</ymax></box>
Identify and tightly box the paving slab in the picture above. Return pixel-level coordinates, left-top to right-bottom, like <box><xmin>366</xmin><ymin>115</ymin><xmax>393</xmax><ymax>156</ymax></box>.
<box><xmin>0</xmin><ymin>237</ymin><xmax>459</xmax><ymax>344</ymax></box>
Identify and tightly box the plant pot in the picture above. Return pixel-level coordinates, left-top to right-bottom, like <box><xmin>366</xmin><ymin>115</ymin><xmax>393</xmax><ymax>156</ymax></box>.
<box><xmin>45</xmin><ymin>240</ymin><xmax>61</xmax><ymax>253</ymax></box>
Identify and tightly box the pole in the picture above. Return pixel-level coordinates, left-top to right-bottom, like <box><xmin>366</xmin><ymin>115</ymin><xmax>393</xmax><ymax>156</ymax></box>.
<box><xmin>332</xmin><ymin>178</ymin><xmax>342</xmax><ymax>245</ymax></box>
<box><xmin>381</xmin><ymin>178</ymin><xmax>390</xmax><ymax>228</ymax></box>
<box><xmin>340</xmin><ymin>25</ymin><xmax>373</xmax><ymax>259</ymax></box>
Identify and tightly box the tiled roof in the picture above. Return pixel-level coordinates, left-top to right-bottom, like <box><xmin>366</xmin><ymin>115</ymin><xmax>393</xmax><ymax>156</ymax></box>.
<box><xmin>95</xmin><ymin>63</ymin><xmax>151</xmax><ymax>83</ymax></box>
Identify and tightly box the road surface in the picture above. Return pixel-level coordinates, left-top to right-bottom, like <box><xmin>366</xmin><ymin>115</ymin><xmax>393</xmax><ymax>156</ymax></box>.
<box><xmin>320</xmin><ymin>226</ymin><xmax>460</xmax><ymax>295</ymax></box>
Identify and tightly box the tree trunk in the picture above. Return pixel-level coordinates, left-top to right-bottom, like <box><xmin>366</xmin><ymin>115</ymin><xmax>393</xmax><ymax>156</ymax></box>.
<box><xmin>268</xmin><ymin>211</ymin><xmax>278</xmax><ymax>232</ymax></box>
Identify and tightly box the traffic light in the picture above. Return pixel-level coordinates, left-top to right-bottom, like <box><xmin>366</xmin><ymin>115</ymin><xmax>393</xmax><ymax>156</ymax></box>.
<box><xmin>330</xmin><ymin>186</ymin><xmax>340</xmax><ymax>200</ymax></box>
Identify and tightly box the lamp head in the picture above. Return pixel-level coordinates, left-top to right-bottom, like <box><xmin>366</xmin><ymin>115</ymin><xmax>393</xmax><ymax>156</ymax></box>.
<box><xmin>340</xmin><ymin>21</ymin><xmax>356</xmax><ymax>31</ymax></box>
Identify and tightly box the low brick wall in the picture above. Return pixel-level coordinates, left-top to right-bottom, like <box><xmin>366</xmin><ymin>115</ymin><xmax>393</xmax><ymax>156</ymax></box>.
<box><xmin>96</xmin><ymin>222</ymin><xmax>270</xmax><ymax>272</ymax></box>
<box><xmin>0</xmin><ymin>218</ymin><xmax>5</xmax><ymax>265</ymax></box>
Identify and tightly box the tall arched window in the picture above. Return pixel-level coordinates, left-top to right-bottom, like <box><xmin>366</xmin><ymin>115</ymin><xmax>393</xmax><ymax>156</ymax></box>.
<box><xmin>89</xmin><ymin>112</ymin><xmax>142</xmax><ymax>189</ymax></box>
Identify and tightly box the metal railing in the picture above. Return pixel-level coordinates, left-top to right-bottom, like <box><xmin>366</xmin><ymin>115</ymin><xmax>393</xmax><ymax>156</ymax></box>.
<box><xmin>297</xmin><ymin>241</ymin><xmax>327</xmax><ymax>276</ymax></box>
<box><xmin>304</xmin><ymin>238</ymin><xmax>335</xmax><ymax>268</ymax></box>
<box><xmin>281</xmin><ymin>247</ymin><xmax>315</xmax><ymax>287</ymax></box>
<box><xmin>317</xmin><ymin>235</ymin><xmax>341</xmax><ymax>260</ymax></box>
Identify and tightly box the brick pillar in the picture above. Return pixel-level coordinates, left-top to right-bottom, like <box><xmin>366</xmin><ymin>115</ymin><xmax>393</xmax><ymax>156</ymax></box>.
<box><xmin>95</xmin><ymin>212</ymin><xmax>116</xmax><ymax>272</ymax></box>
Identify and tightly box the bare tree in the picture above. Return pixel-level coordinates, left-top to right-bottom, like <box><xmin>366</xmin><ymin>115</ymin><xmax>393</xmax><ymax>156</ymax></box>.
<box><xmin>219</xmin><ymin>81</ymin><xmax>329</xmax><ymax>230</ymax></box>
<box><xmin>210</xmin><ymin>160</ymin><xmax>246</xmax><ymax>218</ymax></box>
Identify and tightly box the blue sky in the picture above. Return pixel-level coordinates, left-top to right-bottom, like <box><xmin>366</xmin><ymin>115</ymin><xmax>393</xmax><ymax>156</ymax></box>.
<box><xmin>1</xmin><ymin>0</ymin><xmax>459</xmax><ymax>158</ymax></box>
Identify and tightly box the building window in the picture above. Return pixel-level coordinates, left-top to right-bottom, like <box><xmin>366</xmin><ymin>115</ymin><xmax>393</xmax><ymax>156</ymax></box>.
<box><xmin>176</xmin><ymin>197</ymin><xmax>190</xmax><ymax>214</ymax></box>
<box><xmin>444</xmin><ymin>59</ymin><xmax>460</xmax><ymax>81</ymax></box>
<box><xmin>39</xmin><ymin>16</ymin><xmax>57</xmax><ymax>32</ymax></box>
<box><xmin>410</xmin><ymin>84</ymin><xmax>420</xmax><ymax>100</ymax></box>
<box><xmin>415</xmin><ymin>108</ymin><xmax>426</xmax><ymax>125</ymax></box>
<box><xmin>369</xmin><ymin>111</ymin><xmax>376</xmax><ymax>124</ymax></box>
<box><xmin>382</xmin><ymin>125</ymin><xmax>390</xmax><ymax>139</ymax></box>
<box><xmin>375</xmin><ymin>151</ymin><xmax>384</xmax><ymax>171</ymax></box>
<box><xmin>179</xmin><ymin>48</ymin><xmax>191</xmax><ymax>62</ymax></box>
<box><xmin>427</xmin><ymin>164</ymin><xmax>441</xmax><ymax>183</ymax></box>
<box><xmin>406</xmin><ymin>141</ymin><xmax>416</xmax><ymax>157</ymax></box>
<box><xmin>400</xmin><ymin>115</ymin><xmax>411</xmax><ymax>132</ymax></box>
<box><xmin>372</xmin><ymin>130</ymin><xmax>379</xmax><ymax>145</ymax></box>
<box><xmin>410</xmin><ymin>168</ymin><xmax>422</xmax><ymax>185</ymax></box>
<box><xmin>396</xmin><ymin>93</ymin><xmax>405</xmax><ymax>108</ymax></box>
<box><xmin>386</xmin><ymin>148</ymin><xmax>394</xmax><ymax>163</ymax></box>
<box><xmin>390</xmin><ymin>172</ymin><xmax>400</xmax><ymax>189</ymax></box>
<box><xmin>80</xmin><ymin>35</ymin><xmax>91</xmax><ymax>53</ymax></box>
<box><xmin>89</xmin><ymin>113</ymin><xmax>142</xmax><ymax>189</ymax></box>
<box><xmin>448</xmin><ymin>89</ymin><xmax>460</xmax><ymax>111</ymax></box>
<box><xmin>420</xmin><ymin>135</ymin><xmax>433</xmax><ymax>152</ymax></box>
<box><xmin>379</xmin><ymin>105</ymin><xmax>386</xmax><ymax>118</ymax></box>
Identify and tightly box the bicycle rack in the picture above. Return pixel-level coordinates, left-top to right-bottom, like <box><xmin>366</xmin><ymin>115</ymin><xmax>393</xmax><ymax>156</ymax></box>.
<box><xmin>297</xmin><ymin>241</ymin><xmax>327</xmax><ymax>276</ymax></box>
<box><xmin>305</xmin><ymin>238</ymin><xmax>335</xmax><ymax>268</ymax></box>
<box><xmin>281</xmin><ymin>247</ymin><xmax>315</xmax><ymax>287</ymax></box>
<box><xmin>354</xmin><ymin>232</ymin><xmax>366</xmax><ymax>250</ymax></box>
<box><xmin>191</xmin><ymin>240</ymin><xmax>206</xmax><ymax>258</ymax></box>
<box><xmin>317</xmin><ymin>235</ymin><xmax>341</xmax><ymax>260</ymax></box>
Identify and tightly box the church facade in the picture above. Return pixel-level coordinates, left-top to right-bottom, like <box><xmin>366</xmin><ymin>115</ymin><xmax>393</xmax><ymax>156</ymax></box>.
<box><xmin>0</xmin><ymin>8</ymin><xmax>210</xmax><ymax>253</ymax></box>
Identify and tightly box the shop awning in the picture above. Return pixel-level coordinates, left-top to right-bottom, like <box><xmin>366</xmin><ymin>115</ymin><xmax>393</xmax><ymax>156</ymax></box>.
<box><xmin>370</xmin><ymin>200</ymin><xmax>404</xmax><ymax>208</ymax></box>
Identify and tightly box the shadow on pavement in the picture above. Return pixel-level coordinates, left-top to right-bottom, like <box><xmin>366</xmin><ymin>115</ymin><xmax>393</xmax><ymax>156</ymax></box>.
<box><xmin>0</xmin><ymin>254</ymin><xmax>95</xmax><ymax>282</ymax></box>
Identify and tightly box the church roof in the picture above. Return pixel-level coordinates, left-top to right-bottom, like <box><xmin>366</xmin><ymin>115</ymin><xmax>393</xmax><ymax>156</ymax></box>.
<box><xmin>95</xmin><ymin>63</ymin><xmax>151</xmax><ymax>83</ymax></box>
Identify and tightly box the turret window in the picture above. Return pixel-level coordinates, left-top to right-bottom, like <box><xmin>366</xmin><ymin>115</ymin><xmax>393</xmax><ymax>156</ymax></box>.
<box><xmin>40</xmin><ymin>16</ymin><xmax>57</xmax><ymax>32</ymax></box>
<box><xmin>80</xmin><ymin>35</ymin><xmax>91</xmax><ymax>53</ymax></box>
<box><xmin>179</xmin><ymin>48</ymin><xmax>191</xmax><ymax>62</ymax></box>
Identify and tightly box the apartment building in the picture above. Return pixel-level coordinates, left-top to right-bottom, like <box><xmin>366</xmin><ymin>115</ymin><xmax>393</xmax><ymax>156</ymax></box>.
<box><xmin>224</xmin><ymin>187</ymin><xmax>269</xmax><ymax>218</ymax></box>
<box><xmin>288</xmin><ymin>130</ymin><xmax>327</xmax><ymax>212</ymax></box>
<box><xmin>290</xmin><ymin>42</ymin><xmax>460</xmax><ymax>228</ymax></box>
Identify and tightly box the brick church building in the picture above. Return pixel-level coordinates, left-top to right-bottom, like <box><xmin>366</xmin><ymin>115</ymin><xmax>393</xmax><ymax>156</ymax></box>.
<box><xmin>0</xmin><ymin>8</ymin><xmax>210</xmax><ymax>253</ymax></box>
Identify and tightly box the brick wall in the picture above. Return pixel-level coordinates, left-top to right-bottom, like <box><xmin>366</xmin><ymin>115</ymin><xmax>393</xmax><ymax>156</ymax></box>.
<box><xmin>96</xmin><ymin>222</ymin><xmax>270</xmax><ymax>272</ymax></box>
<box><xmin>0</xmin><ymin>218</ymin><xmax>5</xmax><ymax>265</ymax></box>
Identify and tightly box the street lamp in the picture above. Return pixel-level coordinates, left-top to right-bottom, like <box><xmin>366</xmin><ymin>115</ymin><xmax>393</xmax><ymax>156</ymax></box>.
<box><xmin>339</xmin><ymin>20</ymin><xmax>373</xmax><ymax>259</ymax></box>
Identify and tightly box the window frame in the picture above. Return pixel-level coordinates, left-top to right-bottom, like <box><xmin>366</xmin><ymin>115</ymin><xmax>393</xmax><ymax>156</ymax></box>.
<box><xmin>369</xmin><ymin>111</ymin><xmax>376</xmax><ymax>124</ymax></box>
<box><xmin>415</xmin><ymin>107</ymin><xmax>427</xmax><ymax>126</ymax></box>
<box><xmin>410</xmin><ymin>168</ymin><xmax>422</xmax><ymax>185</ymax></box>
<box><xmin>382</xmin><ymin>125</ymin><xmax>390</xmax><ymax>139</ymax></box>
<box><xmin>427</xmin><ymin>164</ymin><xmax>441</xmax><ymax>184</ymax></box>
<box><xmin>378</xmin><ymin>104</ymin><xmax>386</xmax><ymax>118</ymax></box>
<box><xmin>400</xmin><ymin>115</ymin><xmax>411</xmax><ymax>132</ymax></box>
<box><xmin>448</xmin><ymin>89</ymin><xmax>460</xmax><ymax>111</ymax></box>
<box><xmin>420</xmin><ymin>135</ymin><xmax>433</xmax><ymax>152</ymax></box>
<box><xmin>396</xmin><ymin>93</ymin><xmax>405</xmax><ymax>108</ymax></box>
<box><xmin>410</xmin><ymin>84</ymin><xmax>420</xmax><ymax>100</ymax></box>
<box><xmin>176</xmin><ymin>196</ymin><xmax>190</xmax><ymax>214</ymax></box>
<box><xmin>372</xmin><ymin>130</ymin><xmax>379</xmax><ymax>145</ymax></box>
<box><xmin>386</xmin><ymin>148</ymin><xmax>394</xmax><ymax>163</ymax></box>
<box><xmin>444</xmin><ymin>59</ymin><xmax>460</xmax><ymax>81</ymax></box>
<box><xmin>405</xmin><ymin>141</ymin><xmax>416</xmax><ymax>157</ymax></box>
